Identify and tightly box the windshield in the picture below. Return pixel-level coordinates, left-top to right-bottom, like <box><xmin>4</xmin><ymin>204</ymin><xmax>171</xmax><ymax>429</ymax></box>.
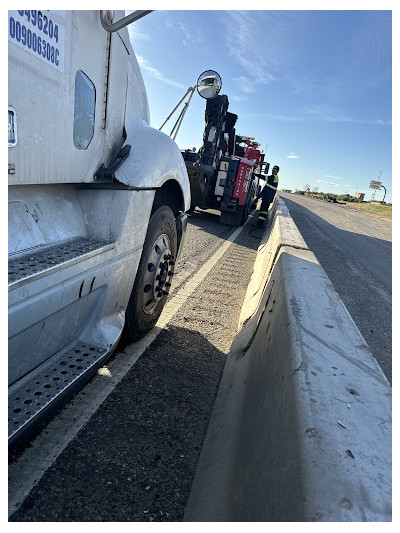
<box><xmin>201</xmin><ymin>77</ymin><xmax>216</xmax><ymax>86</ymax></box>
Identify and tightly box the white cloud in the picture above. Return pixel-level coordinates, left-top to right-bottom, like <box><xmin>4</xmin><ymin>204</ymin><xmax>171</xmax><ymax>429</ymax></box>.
<box><xmin>230</xmin><ymin>94</ymin><xmax>249</xmax><ymax>102</ymax></box>
<box><xmin>304</xmin><ymin>104</ymin><xmax>391</xmax><ymax>126</ymax></box>
<box><xmin>127</xmin><ymin>24</ymin><xmax>150</xmax><ymax>45</ymax></box>
<box><xmin>316</xmin><ymin>180</ymin><xmax>341</xmax><ymax>187</ymax></box>
<box><xmin>161</xmin><ymin>13</ymin><xmax>204</xmax><ymax>47</ymax></box>
<box><xmin>178</xmin><ymin>20</ymin><xmax>204</xmax><ymax>47</ymax></box>
<box><xmin>136</xmin><ymin>55</ymin><xmax>185</xmax><ymax>89</ymax></box>
<box><xmin>239</xmin><ymin>112</ymin><xmax>305</xmax><ymax>122</ymax></box>
<box><xmin>232</xmin><ymin>76</ymin><xmax>256</xmax><ymax>94</ymax></box>
<box><xmin>285</xmin><ymin>153</ymin><xmax>300</xmax><ymax>159</ymax></box>
<box><xmin>221</xmin><ymin>11</ymin><xmax>277</xmax><ymax>93</ymax></box>
<box><xmin>239</xmin><ymin>110</ymin><xmax>391</xmax><ymax>126</ymax></box>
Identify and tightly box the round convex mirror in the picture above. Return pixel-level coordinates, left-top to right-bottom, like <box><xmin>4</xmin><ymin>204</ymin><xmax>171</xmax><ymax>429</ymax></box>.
<box><xmin>196</xmin><ymin>70</ymin><xmax>222</xmax><ymax>99</ymax></box>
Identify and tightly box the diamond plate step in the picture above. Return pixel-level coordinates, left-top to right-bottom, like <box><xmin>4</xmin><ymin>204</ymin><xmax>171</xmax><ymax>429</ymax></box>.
<box><xmin>8</xmin><ymin>237</ymin><xmax>114</xmax><ymax>288</ymax></box>
<box><xmin>8</xmin><ymin>340</ymin><xmax>111</xmax><ymax>449</ymax></box>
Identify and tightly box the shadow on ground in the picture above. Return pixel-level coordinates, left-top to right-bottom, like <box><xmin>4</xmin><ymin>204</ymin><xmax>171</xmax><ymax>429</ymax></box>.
<box><xmin>10</xmin><ymin>325</ymin><xmax>228</xmax><ymax>522</ymax></box>
<box><xmin>187</xmin><ymin>206</ymin><xmax>267</xmax><ymax>246</ymax></box>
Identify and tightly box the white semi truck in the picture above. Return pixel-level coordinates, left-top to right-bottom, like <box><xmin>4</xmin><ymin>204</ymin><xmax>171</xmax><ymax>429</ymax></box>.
<box><xmin>8</xmin><ymin>10</ymin><xmax>191</xmax><ymax>449</ymax></box>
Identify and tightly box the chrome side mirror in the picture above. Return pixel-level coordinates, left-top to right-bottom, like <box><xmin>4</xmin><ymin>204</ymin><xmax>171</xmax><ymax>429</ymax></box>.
<box><xmin>196</xmin><ymin>70</ymin><xmax>222</xmax><ymax>99</ymax></box>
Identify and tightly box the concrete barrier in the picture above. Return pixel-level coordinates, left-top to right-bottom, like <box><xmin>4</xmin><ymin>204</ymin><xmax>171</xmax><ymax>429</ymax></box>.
<box><xmin>184</xmin><ymin>197</ymin><xmax>392</xmax><ymax>522</ymax></box>
<box><xmin>238</xmin><ymin>196</ymin><xmax>307</xmax><ymax>331</ymax></box>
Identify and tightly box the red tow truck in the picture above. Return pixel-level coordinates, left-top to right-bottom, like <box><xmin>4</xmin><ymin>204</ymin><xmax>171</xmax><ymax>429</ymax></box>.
<box><xmin>181</xmin><ymin>94</ymin><xmax>269</xmax><ymax>226</ymax></box>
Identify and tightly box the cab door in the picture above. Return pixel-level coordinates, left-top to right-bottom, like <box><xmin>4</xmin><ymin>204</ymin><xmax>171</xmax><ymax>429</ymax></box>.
<box><xmin>8</xmin><ymin>10</ymin><xmax>109</xmax><ymax>184</ymax></box>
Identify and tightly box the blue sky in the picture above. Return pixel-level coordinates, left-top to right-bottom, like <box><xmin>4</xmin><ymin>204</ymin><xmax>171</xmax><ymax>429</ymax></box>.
<box><xmin>128</xmin><ymin>9</ymin><xmax>392</xmax><ymax>203</ymax></box>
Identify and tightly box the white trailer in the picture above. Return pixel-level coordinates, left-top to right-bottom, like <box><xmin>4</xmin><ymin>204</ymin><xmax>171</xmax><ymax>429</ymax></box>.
<box><xmin>8</xmin><ymin>10</ymin><xmax>190</xmax><ymax>449</ymax></box>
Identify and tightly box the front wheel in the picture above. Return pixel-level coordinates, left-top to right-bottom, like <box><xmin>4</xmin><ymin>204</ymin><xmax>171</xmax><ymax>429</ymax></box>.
<box><xmin>124</xmin><ymin>205</ymin><xmax>177</xmax><ymax>341</ymax></box>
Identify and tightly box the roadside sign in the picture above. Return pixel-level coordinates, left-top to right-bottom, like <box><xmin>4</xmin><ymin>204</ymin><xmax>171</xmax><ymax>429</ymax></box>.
<box><xmin>369</xmin><ymin>180</ymin><xmax>382</xmax><ymax>189</ymax></box>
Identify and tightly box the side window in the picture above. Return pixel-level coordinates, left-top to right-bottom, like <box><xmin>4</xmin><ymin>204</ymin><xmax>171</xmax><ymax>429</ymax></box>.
<box><xmin>73</xmin><ymin>70</ymin><xmax>96</xmax><ymax>150</ymax></box>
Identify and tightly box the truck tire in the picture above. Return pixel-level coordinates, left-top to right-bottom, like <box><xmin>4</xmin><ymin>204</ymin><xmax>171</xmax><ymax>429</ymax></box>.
<box><xmin>240</xmin><ymin>203</ymin><xmax>249</xmax><ymax>225</ymax></box>
<box><xmin>124</xmin><ymin>205</ymin><xmax>177</xmax><ymax>341</ymax></box>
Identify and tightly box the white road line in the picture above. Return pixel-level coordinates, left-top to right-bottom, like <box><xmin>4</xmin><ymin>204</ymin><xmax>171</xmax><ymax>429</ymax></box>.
<box><xmin>8</xmin><ymin>214</ymin><xmax>254</xmax><ymax>517</ymax></box>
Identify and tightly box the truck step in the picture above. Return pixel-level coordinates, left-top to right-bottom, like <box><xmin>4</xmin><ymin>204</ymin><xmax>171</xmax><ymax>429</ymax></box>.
<box><xmin>8</xmin><ymin>237</ymin><xmax>113</xmax><ymax>289</ymax></box>
<box><xmin>8</xmin><ymin>340</ymin><xmax>110</xmax><ymax>450</ymax></box>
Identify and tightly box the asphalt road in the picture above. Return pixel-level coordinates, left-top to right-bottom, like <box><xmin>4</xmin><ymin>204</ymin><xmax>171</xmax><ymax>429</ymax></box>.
<box><xmin>278</xmin><ymin>192</ymin><xmax>392</xmax><ymax>383</ymax></box>
<box><xmin>8</xmin><ymin>197</ymin><xmax>392</xmax><ymax>521</ymax></box>
<box><xmin>9</xmin><ymin>207</ymin><xmax>264</xmax><ymax>522</ymax></box>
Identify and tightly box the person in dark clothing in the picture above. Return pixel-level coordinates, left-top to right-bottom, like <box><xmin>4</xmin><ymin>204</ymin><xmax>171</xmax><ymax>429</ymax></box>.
<box><xmin>256</xmin><ymin>165</ymin><xmax>279</xmax><ymax>226</ymax></box>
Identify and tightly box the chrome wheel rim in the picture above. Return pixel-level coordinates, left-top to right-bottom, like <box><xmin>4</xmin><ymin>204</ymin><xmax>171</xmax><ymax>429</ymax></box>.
<box><xmin>141</xmin><ymin>233</ymin><xmax>175</xmax><ymax>315</ymax></box>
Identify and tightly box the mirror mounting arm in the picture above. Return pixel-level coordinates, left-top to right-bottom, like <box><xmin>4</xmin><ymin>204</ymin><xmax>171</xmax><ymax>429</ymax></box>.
<box><xmin>159</xmin><ymin>70</ymin><xmax>222</xmax><ymax>141</ymax></box>
<box><xmin>172</xmin><ymin>87</ymin><xmax>196</xmax><ymax>141</ymax></box>
<box><xmin>100</xmin><ymin>10</ymin><xmax>153</xmax><ymax>32</ymax></box>
<box><xmin>159</xmin><ymin>87</ymin><xmax>194</xmax><ymax>132</ymax></box>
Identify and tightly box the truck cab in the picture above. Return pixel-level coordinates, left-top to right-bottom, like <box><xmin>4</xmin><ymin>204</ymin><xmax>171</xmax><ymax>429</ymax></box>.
<box><xmin>8</xmin><ymin>10</ymin><xmax>190</xmax><ymax>449</ymax></box>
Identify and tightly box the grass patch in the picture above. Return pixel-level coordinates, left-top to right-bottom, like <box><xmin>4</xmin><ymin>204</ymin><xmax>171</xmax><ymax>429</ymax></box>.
<box><xmin>346</xmin><ymin>202</ymin><xmax>392</xmax><ymax>219</ymax></box>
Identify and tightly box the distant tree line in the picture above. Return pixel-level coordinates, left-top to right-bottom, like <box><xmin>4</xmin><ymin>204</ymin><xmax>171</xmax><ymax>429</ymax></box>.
<box><xmin>291</xmin><ymin>189</ymin><xmax>391</xmax><ymax>206</ymax></box>
<box><xmin>293</xmin><ymin>190</ymin><xmax>362</xmax><ymax>202</ymax></box>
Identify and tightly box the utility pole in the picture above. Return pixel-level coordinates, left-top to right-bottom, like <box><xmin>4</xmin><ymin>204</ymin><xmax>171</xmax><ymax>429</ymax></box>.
<box><xmin>380</xmin><ymin>185</ymin><xmax>387</xmax><ymax>203</ymax></box>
